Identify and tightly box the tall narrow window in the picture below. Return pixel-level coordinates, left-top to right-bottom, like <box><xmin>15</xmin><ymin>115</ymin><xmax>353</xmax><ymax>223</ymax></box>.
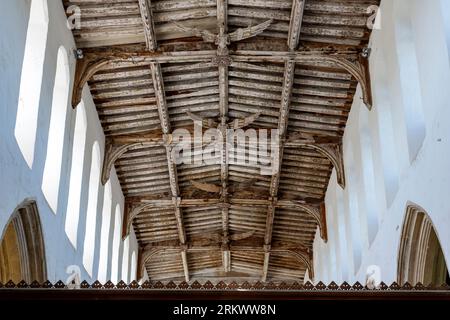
<box><xmin>82</xmin><ymin>141</ymin><xmax>101</xmax><ymax>277</ymax></box>
<box><xmin>98</xmin><ymin>181</ymin><xmax>112</xmax><ymax>283</ymax></box>
<box><xmin>344</xmin><ymin>143</ymin><xmax>363</xmax><ymax>275</ymax></box>
<box><xmin>42</xmin><ymin>46</ymin><xmax>70</xmax><ymax>213</ymax></box>
<box><xmin>394</xmin><ymin>0</ymin><xmax>426</xmax><ymax>162</ymax></box>
<box><xmin>14</xmin><ymin>0</ymin><xmax>49</xmax><ymax>168</ymax></box>
<box><xmin>121</xmin><ymin>237</ymin><xmax>130</xmax><ymax>283</ymax></box>
<box><xmin>370</xmin><ymin>46</ymin><xmax>400</xmax><ymax>208</ymax></box>
<box><xmin>110</xmin><ymin>204</ymin><xmax>122</xmax><ymax>283</ymax></box>
<box><xmin>358</xmin><ymin>109</ymin><xmax>379</xmax><ymax>244</ymax></box>
<box><xmin>336</xmin><ymin>186</ymin><xmax>350</xmax><ymax>281</ymax></box>
<box><xmin>65</xmin><ymin>102</ymin><xmax>87</xmax><ymax>248</ymax></box>
<box><xmin>441</xmin><ymin>0</ymin><xmax>450</xmax><ymax>58</ymax></box>
<box><xmin>130</xmin><ymin>251</ymin><xmax>137</xmax><ymax>282</ymax></box>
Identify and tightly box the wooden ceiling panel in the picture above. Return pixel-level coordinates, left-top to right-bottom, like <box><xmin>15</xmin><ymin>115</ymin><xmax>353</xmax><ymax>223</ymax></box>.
<box><xmin>65</xmin><ymin>0</ymin><xmax>380</xmax><ymax>284</ymax></box>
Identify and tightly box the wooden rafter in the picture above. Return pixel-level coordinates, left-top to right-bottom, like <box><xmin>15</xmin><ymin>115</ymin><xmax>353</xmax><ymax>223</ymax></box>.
<box><xmin>262</xmin><ymin>0</ymin><xmax>305</xmax><ymax>282</ymax></box>
<box><xmin>138</xmin><ymin>0</ymin><xmax>157</xmax><ymax>51</ymax></box>
<box><xmin>65</xmin><ymin>0</ymin><xmax>380</xmax><ymax>285</ymax></box>
<box><xmin>216</xmin><ymin>0</ymin><xmax>231</xmax><ymax>274</ymax></box>
<box><xmin>137</xmin><ymin>242</ymin><xmax>312</xmax><ymax>282</ymax></box>
<box><xmin>71</xmin><ymin>49</ymin><xmax>371</xmax><ymax>110</ymax></box>
<box><xmin>137</xmin><ymin>0</ymin><xmax>189</xmax><ymax>282</ymax></box>
<box><xmin>100</xmin><ymin>132</ymin><xmax>344</xmax><ymax>192</ymax></box>
<box><xmin>150</xmin><ymin>63</ymin><xmax>189</xmax><ymax>282</ymax></box>
<box><xmin>122</xmin><ymin>198</ymin><xmax>327</xmax><ymax>246</ymax></box>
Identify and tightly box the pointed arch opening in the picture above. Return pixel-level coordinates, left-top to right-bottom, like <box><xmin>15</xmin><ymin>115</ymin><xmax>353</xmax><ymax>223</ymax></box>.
<box><xmin>42</xmin><ymin>46</ymin><xmax>70</xmax><ymax>213</ymax></box>
<box><xmin>82</xmin><ymin>141</ymin><xmax>102</xmax><ymax>277</ymax></box>
<box><xmin>98</xmin><ymin>181</ymin><xmax>112</xmax><ymax>283</ymax></box>
<box><xmin>110</xmin><ymin>204</ymin><xmax>122</xmax><ymax>284</ymax></box>
<box><xmin>65</xmin><ymin>101</ymin><xmax>88</xmax><ymax>248</ymax></box>
<box><xmin>14</xmin><ymin>0</ymin><xmax>49</xmax><ymax>168</ymax></box>
<box><xmin>398</xmin><ymin>203</ymin><xmax>450</xmax><ymax>286</ymax></box>
<box><xmin>0</xmin><ymin>200</ymin><xmax>47</xmax><ymax>283</ymax></box>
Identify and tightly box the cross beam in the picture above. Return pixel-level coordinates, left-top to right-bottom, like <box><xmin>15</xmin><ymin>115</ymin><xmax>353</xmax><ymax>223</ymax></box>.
<box><xmin>123</xmin><ymin>197</ymin><xmax>327</xmax><ymax>249</ymax></box>
<box><xmin>138</xmin><ymin>0</ymin><xmax>190</xmax><ymax>282</ymax></box>
<box><xmin>137</xmin><ymin>241</ymin><xmax>313</xmax><ymax>282</ymax></box>
<box><xmin>71</xmin><ymin>49</ymin><xmax>371</xmax><ymax>110</ymax></box>
<box><xmin>262</xmin><ymin>0</ymin><xmax>305</xmax><ymax>282</ymax></box>
<box><xmin>101</xmin><ymin>131</ymin><xmax>344</xmax><ymax>188</ymax></box>
<box><xmin>216</xmin><ymin>0</ymin><xmax>231</xmax><ymax>273</ymax></box>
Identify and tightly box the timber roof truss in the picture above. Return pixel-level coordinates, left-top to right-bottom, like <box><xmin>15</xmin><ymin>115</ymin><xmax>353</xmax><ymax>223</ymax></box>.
<box><xmin>65</xmin><ymin>0</ymin><xmax>379</xmax><ymax>284</ymax></box>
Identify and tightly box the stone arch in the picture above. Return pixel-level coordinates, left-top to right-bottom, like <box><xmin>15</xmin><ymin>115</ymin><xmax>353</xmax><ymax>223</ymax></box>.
<box><xmin>0</xmin><ymin>200</ymin><xmax>47</xmax><ymax>283</ymax></box>
<box><xmin>397</xmin><ymin>203</ymin><xmax>450</xmax><ymax>286</ymax></box>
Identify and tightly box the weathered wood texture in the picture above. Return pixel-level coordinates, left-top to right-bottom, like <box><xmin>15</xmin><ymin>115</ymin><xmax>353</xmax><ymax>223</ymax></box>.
<box><xmin>64</xmin><ymin>0</ymin><xmax>379</xmax><ymax>283</ymax></box>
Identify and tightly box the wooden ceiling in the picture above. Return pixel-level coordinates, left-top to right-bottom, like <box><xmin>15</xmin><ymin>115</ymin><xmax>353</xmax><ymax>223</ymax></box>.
<box><xmin>64</xmin><ymin>0</ymin><xmax>379</xmax><ymax>284</ymax></box>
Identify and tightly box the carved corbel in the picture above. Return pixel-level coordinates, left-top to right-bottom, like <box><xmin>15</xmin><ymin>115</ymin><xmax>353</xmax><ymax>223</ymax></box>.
<box><xmin>291</xmin><ymin>202</ymin><xmax>328</xmax><ymax>242</ymax></box>
<box><xmin>101</xmin><ymin>139</ymin><xmax>139</xmax><ymax>185</ymax></box>
<box><xmin>137</xmin><ymin>248</ymin><xmax>164</xmax><ymax>281</ymax></box>
<box><xmin>325</xmin><ymin>55</ymin><xmax>373</xmax><ymax>110</ymax></box>
<box><xmin>102</xmin><ymin>135</ymin><xmax>165</xmax><ymax>185</ymax></box>
<box><xmin>72</xmin><ymin>54</ymin><xmax>111</xmax><ymax>108</ymax></box>
<box><xmin>122</xmin><ymin>201</ymin><xmax>163</xmax><ymax>240</ymax></box>
<box><xmin>289</xmin><ymin>249</ymin><xmax>314</xmax><ymax>280</ymax></box>
<box><xmin>309</xmin><ymin>143</ymin><xmax>345</xmax><ymax>189</ymax></box>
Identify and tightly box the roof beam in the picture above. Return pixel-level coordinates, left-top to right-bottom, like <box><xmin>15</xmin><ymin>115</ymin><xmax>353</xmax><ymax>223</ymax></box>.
<box><xmin>288</xmin><ymin>0</ymin><xmax>306</xmax><ymax>50</ymax></box>
<box><xmin>138</xmin><ymin>0</ymin><xmax>157</xmax><ymax>51</ymax></box>
<box><xmin>137</xmin><ymin>0</ymin><xmax>190</xmax><ymax>282</ymax></box>
<box><xmin>262</xmin><ymin>60</ymin><xmax>296</xmax><ymax>282</ymax></box>
<box><xmin>137</xmin><ymin>242</ymin><xmax>313</xmax><ymax>282</ymax></box>
<box><xmin>262</xmin><ymin>0</ymin><xmax>305</xmax><ymax>282</ymax></box>
<box><xmin>70</xmin><ymin>49</ymin><xmax>371</xmax><ymax>109</ymax></box>
<box><xmin>100</xmin><ymin>132</ymin><xmax>344</xmax><ymax>191</ymax></box>
<box><xmin>216</xmin><ymin>0</ymin><xmax>231</xmax><ymax>274</ymax></box>
<box><xmin>123</xmin><ymin>197</ymin><xmax>327</xmax><ymax>247</ymax></box>
<box><xmin>150</xmin><ymin>61</ymin><xmax>190</xmax><ymax>283</ymax></box>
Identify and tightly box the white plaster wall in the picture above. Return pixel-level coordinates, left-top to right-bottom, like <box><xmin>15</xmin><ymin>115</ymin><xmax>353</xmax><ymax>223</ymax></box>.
<box><xmin>313</xmin><ymin>0</ymin><xmax>450</xmax><ymax>284</ymax></box>
<box><xmin>0</xmin><ymin>0</ymin><xmax>141</xmax><ymax>283</ymax></box>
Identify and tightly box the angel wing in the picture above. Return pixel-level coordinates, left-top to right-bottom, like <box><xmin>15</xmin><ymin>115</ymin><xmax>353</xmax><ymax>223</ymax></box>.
<box><xmin>228</xmin><ymin>112</ymin><xmax>261</xmax><ymax>129</ymax></box>
<box><xmin>228</xmin><ymin>178</ymin><xmax>258</xmax><ymax>193</ymax></box>
<box><xmin>186</xmin><ymin>111</ymin><xmax>219</xmax><ymax>129</ymax></box>
<box><xmin>172</xmin><ymin>21</ymin><xmax>217</xmax><ymax>43</ymax></box>
<box><xmin>190</xmin><ymin>180</ymin><xmax>222</xmax><ymax>193</ymax></box>
<box><xmin>197</xmin><ymin>232</ymin><xmax>223</xmax><ymax>242</ymax></box>
<box><xmin>288</xmin><ymin>131</ymin><xmax>316</xmax><ymax>143</ymax></box>
<box><xmin>228</xmin><ymin>20</ymin><xmax>273</xmax><ymax>42</ymax></box>
<box><xmin>229</xmin><ymin>230</ymin><xmax>255</xmax><ymax>241</ymax></box>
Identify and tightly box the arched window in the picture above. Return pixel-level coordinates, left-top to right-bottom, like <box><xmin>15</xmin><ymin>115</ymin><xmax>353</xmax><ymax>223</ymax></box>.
<box><xmin>0</xmin><ymin>200</ymin><xmax>47</xmax><ymax>282</ymax></box>
<box><xmin>98</xmin><ymin>181</ymin><xmax>112</xmax><ymax>283</ymax></box>
<box><xmin>344</xmin><ymin>143</ymin><xmax>363</xmax><ymax>275</ymax></box>
<box><xmin>121</xmin><ymin>237</ymin><xmax>130</xmax><ymax>283</ymax></box>
<box><xmin>65</xmin><ymin>102</ymin><xmax>87</xmax><ymax>248</ymax></box>
<box><xmin>130</xmin><ymin>250</ymin><xmax>137</xmax><ymax>282</ymax></box>
<box><xmin>335</xmin><ymin>184</ymin><xmax>349</xmax><ymax>281</ymax></box>
<box><xmin>394</xmin><ymin>0</ymin><xmax>426</xmax><ymax>162</ymax></box>
<box><xmin>325</xmin><ymin>182</ymin><xmax>341</xmax><ymax>282</ymax></box>
<box><xmin>42</xmin><ymin>46</ymin><xmax>70</xmax><ymax>213</ymax></box>
<box><xmin>370</xmin><ymin>44</ymin><xmax>400</xmax><ymax>208</ymax></box>
<box><xmin>441</xmin><ymin>0</ymin><xmax>450</xmax><ymax>56</ymax></box>
<box><xmin>358</xmin><ymin>109</ymin><xmax>379</xmax><ymax>245</ymax></box>
<box><xmin>14</xmin><ymin>0</ymin><xmax>49</xmax><ymax>168</ymax></box>
<box><xmin>82</xmin><ymin>142</ymin><xmax>101</xmax><ymax>277</ymax></box>
<box><xmin>110</xmin><ymin>204</ymin><xmax>122</xmax><ymax>283</ymax></box>
<box><xmin>398</xmin><ymin>203</ymin><xmax>450</xmax><ymax>286</ymax></box>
